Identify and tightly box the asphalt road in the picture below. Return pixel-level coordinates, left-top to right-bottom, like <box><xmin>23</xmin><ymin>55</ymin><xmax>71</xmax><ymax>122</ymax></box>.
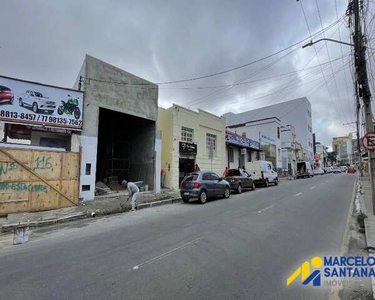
<box><xmin>0</xmin><ymin>173</ymin><xmax>356</xmax><ymax>300</ymax></box>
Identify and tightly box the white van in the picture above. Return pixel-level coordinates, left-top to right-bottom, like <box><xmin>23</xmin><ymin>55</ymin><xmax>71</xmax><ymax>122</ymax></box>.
<box><xmin>245</xmin><ymin>160</ymin><xmax>278</xmax><ymax>187</ymax></box>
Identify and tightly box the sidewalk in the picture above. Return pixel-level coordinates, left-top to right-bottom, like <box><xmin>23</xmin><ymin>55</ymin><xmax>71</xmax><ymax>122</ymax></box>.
<box><xmin>1</xmin><ymin>189</ymin><xmax>181</xmax><ymax>233</ymax></box>
<box><xmin>363</xmin><ymin>177</ymin><xmax>375</xmax><ymax>249</ymax></box>
<box><xmin>360</xmin><ymin>177</ymin><xmax>375</xmax><ymax>298</ymax></box>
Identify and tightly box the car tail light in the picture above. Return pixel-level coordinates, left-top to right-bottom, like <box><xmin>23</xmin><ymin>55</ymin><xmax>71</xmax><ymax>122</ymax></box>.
<box><xmin>261</xmin><ymin>171</ymin><xmax>264</xmax><ymax>179</ymax></box>
<box><xmin>193</xmin><ymin>182</ymin><xmax>201</xmax><ymax>188</ymax></box>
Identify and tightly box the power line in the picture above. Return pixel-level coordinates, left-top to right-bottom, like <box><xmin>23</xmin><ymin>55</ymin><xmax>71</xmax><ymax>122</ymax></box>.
<box><xmin>299</xmin><ymin>0</ymin><xmax>348</xmax><ymax>125</ymax></box>
<box><xmin>216</xmin><ymin>53</ymin><xmax>348</xmax><ymax>111</ymax></box>
<box><xmin>335</xmin><ymin>0</ymin><xmax>356</xmax><ymax>121</ymax></box>
<box><xmin>82</xmin><ymin>15</ymin><xmax>344</xmax><ymax>88</ymax></box>
<box><xmin>243</xmin><ymin>18</ymin><xmax>347</xmax><ymax>122</ymax></box>
<box><xmin>81</xmin><ymin>53</ymin><xmax>350</xmax><ymax>92</ymax></box>
<box><xmin>184</xmin><ymin>47</ymin><xmax>299</xmax><ymax>108</ymax></box>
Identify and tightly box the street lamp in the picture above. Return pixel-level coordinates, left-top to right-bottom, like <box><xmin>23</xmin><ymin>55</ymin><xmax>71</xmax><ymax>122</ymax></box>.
<box><xmin>302</xmin><ymin>38</ymin><xmax>354</xmax><ymax>49</ymax></box>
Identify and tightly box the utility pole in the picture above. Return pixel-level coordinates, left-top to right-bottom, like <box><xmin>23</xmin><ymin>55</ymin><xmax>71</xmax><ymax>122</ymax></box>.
<box><xmin>355</xmin><ymin>82</ymin><xmax>363</xmax><ymax>176</ymax></box>
<box><xmin>353</xmin><ymin>0</ymin><xmax>375</xmax><ymax>213</ymax></box>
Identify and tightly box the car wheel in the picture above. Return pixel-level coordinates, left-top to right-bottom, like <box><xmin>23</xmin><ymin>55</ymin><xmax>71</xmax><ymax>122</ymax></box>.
<box><xmin>19</xmin><ymin>99</ymin><xmax>23</xmax><ymax>107</ymax></box>
<box><xmin>274</xmin><ymin>178</ymin><xmax>278</xmax><ymax>186</ymax></box>
<box><xmin>251</xmin><ymin>182</ymin><xmax>255</xmax><ymax>190</ymax></box>
<box><xmin>236</xmin><ymin>184</ymin><xmax>242</xmax><ymax>194</ymax></box>
<box><xmin>265</xmin><ymin>179</ymin><xmax>269</xmax><ymax>187</ymax></box>
<box><xmin>32</xmin><ymin>102</ymin><xmax>39</xmax><ymax>113</ymax></box>
<box><xmin>224</xmin><ymin>187</ymin><xmax>230</xmax><ymax>198</ymax></box>
<box><xmin>182</xmin><ymin>197</ymin><xmax>189</xmax><ymax>203</ymax></box>
<box><xmin>198</xmin><ymin>190</ymin><xmax>207</xmax><ymax>204</ymax></box>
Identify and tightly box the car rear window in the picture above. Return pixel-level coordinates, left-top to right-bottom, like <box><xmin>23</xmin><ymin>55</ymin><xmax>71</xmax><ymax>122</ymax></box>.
<box><xmin>228</xmin><ymin>169</ymin><xmax>241</xmax><ymax>176</ymax></box>
<box><xmin>184</xmin><ymin>175</ymin><xmax>198</xmax><ymax>182</ymax></box>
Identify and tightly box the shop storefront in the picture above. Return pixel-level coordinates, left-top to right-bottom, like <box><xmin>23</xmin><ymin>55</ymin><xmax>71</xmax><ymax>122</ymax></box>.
<box><xmin>157</xmin><ymin>104</ymin><xmax>226</xmax><ymax>191</ymax></box>
<box><xmin>225</xmin><ymin>131</ymin><xmax>260</xmax><ymax>169</ymax></box>
<box><xmin>178</xmin><ymin>141</ymin><xmax>197</xmax><ymax>184</ymax></box>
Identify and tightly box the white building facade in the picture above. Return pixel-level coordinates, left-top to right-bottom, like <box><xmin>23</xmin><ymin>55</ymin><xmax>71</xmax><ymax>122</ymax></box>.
<box><xmin>223</xmin><ymin>97</ymin><xmax>314</xmax><ymax>165</ymax></box>
<box><xmin>226</xmin><ymin>117</ymin><xmax>282</xmax><ymax>172</ymax></box>
<box><xmin>280</xmin><ymin>125</ymin><xmax>297</xmax><ymax>175</ymax></box>
<box><xmin>315</xmin><ymin>142</ymin><xmax>327</xmax><ymax>170</ymax></box>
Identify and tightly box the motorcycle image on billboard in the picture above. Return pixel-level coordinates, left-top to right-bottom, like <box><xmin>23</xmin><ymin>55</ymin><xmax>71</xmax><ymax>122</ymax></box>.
<box><xmin>0</xmin><ymin>76</ymin><xmax>84</xmax><ymax>130</ymax></box>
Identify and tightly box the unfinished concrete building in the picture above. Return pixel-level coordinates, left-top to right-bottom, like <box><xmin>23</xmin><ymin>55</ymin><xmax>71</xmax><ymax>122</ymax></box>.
<box><xmin>74</xmin><ymin>55</ymin><xmax>158</xmax><ymax>200</ymax></box>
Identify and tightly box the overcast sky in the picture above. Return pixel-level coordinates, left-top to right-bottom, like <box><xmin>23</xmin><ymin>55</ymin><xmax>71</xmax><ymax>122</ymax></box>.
<box><xmin>1</xmin><ymin>0</ymin><xmax>374</xmax><ymax>149</ymax></box>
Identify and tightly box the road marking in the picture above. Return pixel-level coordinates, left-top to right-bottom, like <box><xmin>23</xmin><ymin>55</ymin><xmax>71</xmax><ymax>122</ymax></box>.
<box><xmin>310</xmin><ymin>186</ymin><xmax>315</xmax><ymax>189</ymax></box>
<box><xmin>130</xmin><ymin>237</ymin><xmax>203</xmax><ymax>271</ymax></box>
<box><xmin>294</xmin><ymin>192</ymin><xmax>302</xmax><ymax>197</ymax></box>
<box><xmin>258</xmin><ymin>205</ymin><xmax>274</xmax><ymax>213</ymax></box>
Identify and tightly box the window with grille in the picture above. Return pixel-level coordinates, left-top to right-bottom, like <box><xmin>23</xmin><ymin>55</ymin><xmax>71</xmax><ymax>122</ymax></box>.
<box><xmin>206</xmin><ymin>133</ymin><xmax>217</xmax><ymax>154</ymax></box>
<box><xmin>181</xmin><ymin>127</ymin><xmax>194</xmax><ymax>143</ymax></box>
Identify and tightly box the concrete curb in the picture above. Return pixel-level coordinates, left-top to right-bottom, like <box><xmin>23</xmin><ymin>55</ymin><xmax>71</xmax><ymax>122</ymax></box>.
<box><xmin>138</xmin><ymin>197</ymin><xmax>182</xmax><ymax>210</ymax></box>
<box><xmin>1</xmin><ymin>197</ymin><xmax>182</xmax><ymax>233</ymax></box>
<box><xmin>1</xmin><ymin>212</ymin><xmax>87</xmax><ymax>233</ymax></box>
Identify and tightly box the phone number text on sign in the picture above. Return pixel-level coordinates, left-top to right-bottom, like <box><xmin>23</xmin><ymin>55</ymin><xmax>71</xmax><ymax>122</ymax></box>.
<box><xmin>0</xmin><ymin>110</ymin><xmax>82</xmax><ymax>128</ymax></box>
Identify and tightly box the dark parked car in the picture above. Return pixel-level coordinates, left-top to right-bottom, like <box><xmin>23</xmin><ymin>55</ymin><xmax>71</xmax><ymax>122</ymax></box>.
<box><xmin>180</xmin><ymin>171</ymin><xmax>231</xmax><ymax>204</ymax></box>
<box><xmin>224</xmin><ymin>169</ymin><xmax>255</xmax><ymax>194</ymax></box>
<box><xmin>0</xmin><ymin>85</ymin><xmax>14</xmax><ymax>104</ymax></box>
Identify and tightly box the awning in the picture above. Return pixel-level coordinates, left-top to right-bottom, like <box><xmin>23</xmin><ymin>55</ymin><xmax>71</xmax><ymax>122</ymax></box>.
<box><xmin>6</xmin><ymin>124</ymin><xmax>72</xmax><ymax>140</ymax></box>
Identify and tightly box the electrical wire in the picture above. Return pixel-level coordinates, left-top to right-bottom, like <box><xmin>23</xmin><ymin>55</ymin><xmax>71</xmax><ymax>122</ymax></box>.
<box><xmin>184</xmin><ymin>47</ymin><xmax>300</xmax><ymax>108</ymax></box>
<box><xmin>81</xmin><ymin>15</ymin><xmax>345</xmax><ymax>88</ymax></box>
<box><xmin>335</xmin><ymin>0</ymin><xmax>356</xmax><ymax>122</ymax></box>
<box><xmin>299</xmin><ymin>0</ymin><xmax>348</xmax><ymax>125</ymax></box>
<box><xmin>239</xmin><ymin>19</ymin><xmax>347</xmax><ymax>123</ymax></box>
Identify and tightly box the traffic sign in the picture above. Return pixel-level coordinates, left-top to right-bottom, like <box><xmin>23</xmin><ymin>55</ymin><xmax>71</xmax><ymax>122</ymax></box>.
<box><xmin>362</xmin><ymin>132</ymin><xmax>375</xmax><ymax>151</ymax></box>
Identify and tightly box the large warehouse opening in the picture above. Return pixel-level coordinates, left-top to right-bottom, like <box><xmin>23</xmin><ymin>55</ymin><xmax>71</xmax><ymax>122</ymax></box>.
<box><xmin>96</xmin><ymin>108</ymin><xmax>155</xmax><ymax>190</ymax></box>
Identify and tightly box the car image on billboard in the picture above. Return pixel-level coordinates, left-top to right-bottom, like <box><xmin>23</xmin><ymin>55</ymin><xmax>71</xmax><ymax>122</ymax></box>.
<box><xmin>0</xmin><ymin>76</ymin><xmax>83</xmax><ymax>130</ymax></box>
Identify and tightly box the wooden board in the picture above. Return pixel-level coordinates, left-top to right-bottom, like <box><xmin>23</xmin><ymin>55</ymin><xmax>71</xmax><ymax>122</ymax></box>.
<box><xmin>0</xmin><ymin>147</ymin><xmax>80</xmax><ymax>215</ymax></box>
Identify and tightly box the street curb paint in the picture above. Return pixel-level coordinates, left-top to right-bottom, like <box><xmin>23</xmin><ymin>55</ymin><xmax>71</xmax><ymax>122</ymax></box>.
<box><xmin>329</xmin><ymin>177</ymin><xmax>357</xmax><ymax>300</ymax></box>
<box><xmin>137</xmin><ymin>198</ymin><xmax>182</xmax><ymax>210</ymax></box>
<box><xmin>1</xmin><ymin>198</ymin><xmax>182</xmax><ymax>233</ymax></box>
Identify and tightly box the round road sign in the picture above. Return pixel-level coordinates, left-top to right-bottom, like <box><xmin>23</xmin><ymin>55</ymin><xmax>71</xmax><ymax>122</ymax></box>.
<box><xmin>362</xmin><ymin>132</ymin><xmax>375</xmax><ymax>151</ymax></box>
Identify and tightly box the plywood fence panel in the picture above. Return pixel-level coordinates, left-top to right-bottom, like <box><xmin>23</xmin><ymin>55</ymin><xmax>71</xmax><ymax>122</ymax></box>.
<box><xmin>0</xmin><ymin>147</ymin><xmax>80</xmax><ymax>215</ymax></box>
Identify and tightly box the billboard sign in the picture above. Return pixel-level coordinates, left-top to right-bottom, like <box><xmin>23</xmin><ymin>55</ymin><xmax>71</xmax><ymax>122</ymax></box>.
<box><xmin>225</xmin><ymin>132</ymin><xmax>260</xmax><ymax>150</ymax></box>
<box><xmin>0</xmin><ymin>76</ymin><xmax>84</xmax><ymax>130</ymax></box>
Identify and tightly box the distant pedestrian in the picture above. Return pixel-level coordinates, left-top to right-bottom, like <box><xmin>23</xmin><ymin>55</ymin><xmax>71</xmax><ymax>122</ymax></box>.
<box><xmin>121</xmin><ymin>180</ymin><xmax>139</xmax><ymax>211</ymax></box>
<box><xmin>223</xmin><ymin>167</ymin><xmax>229</xmax><ymax>177</ymax></box>
<box><xmin>195</xmin><ymin>164</ymin><xmax>201</xmax><ymax>172</ymax></box>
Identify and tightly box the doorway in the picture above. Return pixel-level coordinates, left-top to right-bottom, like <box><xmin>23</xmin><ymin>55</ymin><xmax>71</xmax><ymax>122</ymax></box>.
<box><xmin>179</xmin><ymin>158</ymin><xmax>195</xmax><ymax>184</ymax></box>
<box><xmin>96</xmin><ymin>108</ymin><xmax>155</xmax><ymax>189</ymax></box>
